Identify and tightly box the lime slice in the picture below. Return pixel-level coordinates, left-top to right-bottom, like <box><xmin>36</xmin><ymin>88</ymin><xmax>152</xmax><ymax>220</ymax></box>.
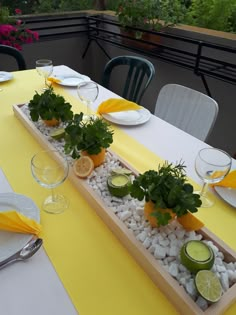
<box><xmin>49</xmin><ymin>128</ymin><xmax>65</xmax><ymax>140</ymax></box>
<box><xmin>111</xmin><ymin>168</ymin><xmax>132</xmax><ymax>175</ymax></box>
<box><xmin>180</xmin><ymin>241</ymin><xmax>214</xmax><ymax>273</ymax></box>
<box><xmin>107</xmin><ymin>174</ymin><xmax>131</xmax><ymax>197</ymax></box>
<box><xmin>195</xmin><ymin>270</ymin><xmax>222</xmax><ymax>303</ymax></box>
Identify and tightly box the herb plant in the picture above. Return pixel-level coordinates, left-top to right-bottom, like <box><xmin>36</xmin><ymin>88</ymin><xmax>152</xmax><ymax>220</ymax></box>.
<box><xmin>64</xmin><ymin>113</ymin><xmax>114</xmax><ymax>159</ymax></box>
<box><xmin>130</xmin><ymin>161</ymin><xmax>202</xmax><ymax>226</ymax></box>
<box><xmin>28</xmin><ymin>86</ymin><xmax>74</xmax><ymax>122</ymax></box>
<box><xmin>116</xmin><ymin>0</ymin><xmax>185</xmax><ymax>34</ymax></box>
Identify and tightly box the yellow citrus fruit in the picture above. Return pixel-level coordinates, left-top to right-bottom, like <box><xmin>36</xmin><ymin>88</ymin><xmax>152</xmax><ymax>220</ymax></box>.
<box><xmin>81</xmin><ymin>148</ymin><xmax>106</xmax><ymax>167</ymax></box>
<box><xmin>177</xmin><ymin>212</ymin><xmax>204</xmax><ymax>231</ymax></box>
<box><xmin>195</xmin><ymin>270</ymin><xmax>222</xmax><ymax>303</ymax></box>
<box><xmin>180</xmin><ymin>240</ymin><xmax>215</xmax><ymax>273</ymax></box>
<box><xmin>73</xmin><ymin>156</ymin><xmax>94</xmax><ymax>178</ymax></box>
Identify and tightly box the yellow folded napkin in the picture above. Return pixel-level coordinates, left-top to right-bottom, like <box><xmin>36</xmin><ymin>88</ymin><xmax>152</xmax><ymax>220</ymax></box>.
<box><xmin>213</xmin><ymin>170</ymin><xmax>236</xmax><ymax>189</ymax></box>
<box><xmin>97</xmin><ymin>98</ymin><xmax>142</xmax><ymax>115</ymax></box>
<box><xmin>47</xmin><ymin>77</ymin><xmax>61</xmax><ymax>84</ymax></box>
<box><xmin>0</xmin><ymin>211</ymin><xmax>42</xmax><ymax>236</ymax></box>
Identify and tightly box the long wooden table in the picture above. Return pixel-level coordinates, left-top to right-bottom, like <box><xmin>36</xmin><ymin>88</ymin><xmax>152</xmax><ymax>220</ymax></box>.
<box><xmin>0</xmin><ymin>65</ymin><xmax>235</xmax><ymax>315</ymax></box>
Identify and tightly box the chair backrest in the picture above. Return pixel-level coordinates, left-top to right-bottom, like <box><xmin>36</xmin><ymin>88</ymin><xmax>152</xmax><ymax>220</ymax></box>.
<box><xmin>0</xmin><ymin>44</ymin><xmax>26</xmax><ymax>70</ymax></box>
<box><xmin>154</xmin><ymin>84</ymin><xmax>219</xmax><ymax>141</ymax></box>
<box><xmin>102</xmin><ymin>55</ymin><xmax>155</xmax><ymax>104</ymax></box>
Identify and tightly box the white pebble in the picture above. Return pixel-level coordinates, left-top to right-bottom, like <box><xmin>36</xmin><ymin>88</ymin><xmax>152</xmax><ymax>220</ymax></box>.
<box><xmin>137</xmin><ymin>231</ymin><xmax>147</xmax><ymax>243</ymax></box>
<box><xmin>120</xmin><ymin>211</ymin><xmax>132</xmax><ymax>221</ymax></box>
<box><xmin>154</xmin><ymin>245</ymin><xmax>167</xmax><ymax>259</ymax></box>
<box><xmin>195</xmin><ymin>296</ymin><xmax>208</xmax><ymax>311</ymax></box>
<box><xmin>220</xmin><ymin>272</ymin><xmax>229</xmax><ymax>291</ymax></box>
<box><xmin>168</xmin><ymin>262</ymin><xmax>179</xmax><ymax>278</ymax></box>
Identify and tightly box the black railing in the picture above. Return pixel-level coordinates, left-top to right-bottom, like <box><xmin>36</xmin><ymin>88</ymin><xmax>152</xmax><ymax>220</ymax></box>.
<box><xmin>22</xmin><ymin>13</ymin><xmax>236</xmax><ymax>97</ymax></box>
<box><xmin>83</xmin><ymin>16</ymin><xmax>236</xmax><ymax>97</ymax></box>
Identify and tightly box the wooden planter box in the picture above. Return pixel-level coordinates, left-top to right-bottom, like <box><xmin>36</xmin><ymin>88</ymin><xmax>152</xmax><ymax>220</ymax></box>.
<box><xmin>13</xmin><ymin>104</ymin><xmax>236</xmax><ymax>315</ymax></box>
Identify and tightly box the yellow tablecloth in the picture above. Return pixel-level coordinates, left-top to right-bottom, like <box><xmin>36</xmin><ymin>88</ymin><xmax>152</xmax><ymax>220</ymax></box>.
<box><xmin>1</xmin><ymin>69</ymin><xmax>236</xmax><ymax>315</ymax></box>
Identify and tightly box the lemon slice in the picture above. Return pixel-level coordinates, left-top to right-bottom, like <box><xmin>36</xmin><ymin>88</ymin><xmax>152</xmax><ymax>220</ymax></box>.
<box><xmin>73</xmin><ymin>156</ymin><xmax>94</xmax><ymax>178</ymax></box>
<box><xmin>49</xmin><ymin>128</ymin><xmax>65</xmax><ymax>140</ymax></box>
<box><xmin>107</xmin><ymin>174</ymin><xmax>131</xmax><ymax>197</ymax></box>
<box><xmin>111</xmin><ymin>168</ymin><xmax>132</xmax><ymax>175</ymax></box>
<box><xmin>195</xmin><ymin>270</ymin><xmax>222</xmax><ymax>303</ymax></box>
<box><xmin>180</xmin><ymin>240</ymin><xmax>215</xmax><ymax>273</ymax></box>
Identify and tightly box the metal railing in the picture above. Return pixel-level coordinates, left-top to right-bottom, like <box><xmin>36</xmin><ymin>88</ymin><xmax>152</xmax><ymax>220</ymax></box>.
<box><xmin>22</xmin><ymin>13</ymin><xmax>236</xmax><ymax>97</ymax></box>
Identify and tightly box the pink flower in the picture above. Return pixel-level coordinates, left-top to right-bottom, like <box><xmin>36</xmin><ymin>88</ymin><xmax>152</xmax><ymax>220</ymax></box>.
<box><xmin>15</xmin><ymin>8</ymin><xmax>22</xmax><ymax>15</ymax></box>
<box><xmin>16</xmin><ymin>19</ymin><xmax>22</xmax><ymax>26</ymax></box>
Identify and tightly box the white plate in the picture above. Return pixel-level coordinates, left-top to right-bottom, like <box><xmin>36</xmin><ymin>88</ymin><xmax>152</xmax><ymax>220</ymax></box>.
<box><xmin>0</xmin><ymin>193</ymin><xmax>40</xmax><ymax>262</ymax></box>
<box><xmin>102</xmin><ymin>108</ymin><xmax>151</xmax><ymax>126</ymax></box>
<box><xmin>0</xmin><ymin>71</ymin><xmax>13</xmax><ymax>83</ymax></box>
<box><xmin>53</xmin><ymin>74</ymin><xmax>91</xmax><ymax>87</ymax></box>
<box><xmin>214</xmin><ymin>186</ymin><xmax>236</xmax><ymax>208</ymax></box>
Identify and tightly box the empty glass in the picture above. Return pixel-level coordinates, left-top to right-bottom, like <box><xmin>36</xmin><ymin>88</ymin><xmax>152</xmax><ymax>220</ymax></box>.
<box><xmin>195</xmin><ymin>147</ymin><xmax>232</xmax><ymax>207</ymax></box>
<box><xmin>31</xmin><ymin>149</ymin><xmax>69</xmax><ymax>214</ymax></box>
<box><xmin>77</xmin><ymin>81</ymin><xmax>99</xmax><ymax>119</ymax></box>
<box><xmin>36</xmin><ymin>59</ymin><xmax>53</xmax><ymax>90</ymax></box>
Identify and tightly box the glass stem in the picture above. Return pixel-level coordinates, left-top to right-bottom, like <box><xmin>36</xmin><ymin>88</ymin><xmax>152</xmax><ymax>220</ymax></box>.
<box><xmin>51</xmin><ymin>188</ymin><xmax>56</xmax><ymax>202</ymax></box>
<box><xmin>200</xmin><ymin>182</ymin><xmax>209</xmax><ymax>197</ymax></box>
<box><xmin>44</xmin><ymin>77</ymin><xmax>47</xmax><ymax>88</ymax></box>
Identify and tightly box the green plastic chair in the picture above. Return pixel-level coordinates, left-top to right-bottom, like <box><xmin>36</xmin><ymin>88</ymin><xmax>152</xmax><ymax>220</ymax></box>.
<box><xmin>0</xmin><ymin>44</ymin><xmax>26</xmax><ymax>70</ymax></box>
<box><xmin>102</xmin><ymin>55</ymin><xmax>155</xmax><ymax>104</ymax></box>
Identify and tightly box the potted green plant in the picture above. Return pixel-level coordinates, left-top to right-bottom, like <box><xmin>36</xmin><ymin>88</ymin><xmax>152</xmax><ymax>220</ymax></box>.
<box><xmin>28</xmin><ymin>86</ymin><xmax>74</xmax><ymax>126</ymax></box>
<box><xmin>130</xmin><ymin>161</ymin><xmax>202</xmax><ymax>227</ymax></box>
<box><xmin>64</xmin><ymin>113</ymin><xmax>114</xmax><ymax>167</ymax></box>
<box><xmin>116</xmin><ymin>0</ymin><xmax>185</xmax><ymax>47</ymax></box>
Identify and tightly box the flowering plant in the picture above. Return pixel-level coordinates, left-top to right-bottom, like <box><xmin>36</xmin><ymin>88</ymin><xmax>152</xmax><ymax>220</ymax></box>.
<box><xmin>0</xmin><ymin>7</ymin><xmax>39</xmax><ymax>50</ymax></box>
<box><xmin>116</xmin><ymin>0</ymin><xmax>185</xmax><ymax>37</ymax></box>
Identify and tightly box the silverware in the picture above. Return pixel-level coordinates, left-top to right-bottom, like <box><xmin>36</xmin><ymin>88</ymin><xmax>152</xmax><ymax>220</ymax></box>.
<box><xmin>0</xmin><ymin>238</ymin><xmax>43</xmax><ymax>270</ymax></box>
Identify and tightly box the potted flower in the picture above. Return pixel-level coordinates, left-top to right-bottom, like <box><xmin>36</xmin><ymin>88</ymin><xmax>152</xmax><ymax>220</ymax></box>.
<box><xmin>130</xmin><ymin>161</ymin><xmax>202</xmax><ymax>227</ymax></box>
<box><xmin>64</xmin><ymin>113</ymin><xmax>114</xmax><ymax>167</ymax></box>
<box><xmin>116</xmin><ymin>0</ymin><xmax>185</xmax><ymax>49</ymax></box>
<box><xmin>0</xmin><ymin>7</ymin><xmax>39</xmax><ymax>50</ymax></box>
<box><xmin>28</xmin><ymin>86</ymin><xmax>74</xmax><ymax>126</ymax></box>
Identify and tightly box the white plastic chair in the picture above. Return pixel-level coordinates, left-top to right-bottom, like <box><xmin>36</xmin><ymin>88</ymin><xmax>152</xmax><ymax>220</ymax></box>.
<box><xmin>154</xmin><ymin>84</ymin><xmax>219</xmax><ymax>141</ymax></box>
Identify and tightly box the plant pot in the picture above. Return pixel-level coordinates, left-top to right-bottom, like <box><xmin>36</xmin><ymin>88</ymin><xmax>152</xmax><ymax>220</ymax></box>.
<box><xmin>120</xmin><ymin>29</ymin><xmax>161</xmax><ymax>51</ymax></box>
<box><xmin>144</xmin><ymin>201</ymin><xmax>176</xmax><ymax>227</ymax></box>
<box><xmin>43</xmin><ymin>118</ymin><xmax>60</xmax><ymax>127</ymax></box>
<box><xmin>81</xmin><ymin>148</ymin><xmax>106</xmax><ymax>167</ymax></box>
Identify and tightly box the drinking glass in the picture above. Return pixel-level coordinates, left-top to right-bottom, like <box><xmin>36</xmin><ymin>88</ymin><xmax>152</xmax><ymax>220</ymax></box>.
<box><xmin>31</xmin><ymin>149</ymin><xmax>69</xmax><ymax>214</ymax></box>
<box><xmin>36</xmin><ymin>59</ymin><xmax>53</xmax><ymax>90</ymax></box>
<box><xmin>195</xmin><ymin>147</ymin><xmax>232</xmax><ymax>207</ymax></box>
<box><xmin>77</xmin><ymin>81</ymin><xmax>99</xmax><ymax>119</ymax></box>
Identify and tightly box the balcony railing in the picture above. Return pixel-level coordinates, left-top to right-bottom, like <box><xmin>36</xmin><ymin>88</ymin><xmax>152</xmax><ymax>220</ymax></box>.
<box><xmin>22</xmin><ymin>12</ymin><xmax>236</xmax><ymax>97</ymax></box>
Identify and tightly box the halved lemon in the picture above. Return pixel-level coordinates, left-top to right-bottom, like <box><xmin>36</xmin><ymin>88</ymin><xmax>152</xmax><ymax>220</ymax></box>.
<box><xmin>195</xmin><ymin>270</ymin><xmax>222</xmax><ymax>303</ymax></box>
<box><xmin>107</xmin><ymin>174</ymin><xmax>131</xmax><ymax>197</ymax></box>
<box><xmin>73</xmin><ymin>156</ymin><xmax>94</xmax><ymax>178</ymax></box>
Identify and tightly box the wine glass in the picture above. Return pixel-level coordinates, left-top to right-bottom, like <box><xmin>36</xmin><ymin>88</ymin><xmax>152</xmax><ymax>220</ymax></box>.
<box><xmin>31</xmin><ymin>149</ymin><xmax>69</xmax><ymax>214</ymax></box>
<box><xmin>77</xmin><ymin>81</ymin><xmax>99</xmax><ymax>120</ymax></box>
<box><xmin>36</xmin><ymin>59</ymin><xmax>53</xmax><ymax>90</ymax></box>
<box><xmin>195</xmin><ymin>147</ymin><xmax>232</xmax><ymax>207</ymax></box>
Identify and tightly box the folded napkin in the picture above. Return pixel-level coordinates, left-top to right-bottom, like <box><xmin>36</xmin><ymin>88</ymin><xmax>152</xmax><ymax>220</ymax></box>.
<box><xmin>47</xmin><ymin>77</ymin><xmax>61</xmax><ymax>84</ymax></box>
<box><xmin>213</xmin><ymin>170</ymin><xmax>236</xmax><ymax>189</ymax></box>
<box><xmin>97</xmin><ymin>98</ymin><xmax>142</xmax><ymax>115</ymax></box>
<box><xmin>0</xmin><ymin>211</ymin><xmax>42</xmax><ymax>236</ymax></box>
